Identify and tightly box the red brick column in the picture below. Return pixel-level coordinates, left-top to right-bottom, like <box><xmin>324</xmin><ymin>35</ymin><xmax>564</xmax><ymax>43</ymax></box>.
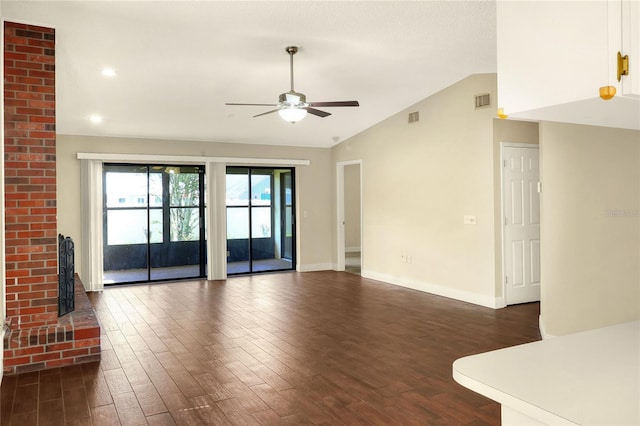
<box><xmin>4</xmin><ymin>22</ymin><xmax>57</xmax><ymax>329</ymax></box>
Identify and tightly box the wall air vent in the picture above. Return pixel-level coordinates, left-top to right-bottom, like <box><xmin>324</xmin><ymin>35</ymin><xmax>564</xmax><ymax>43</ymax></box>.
<box><xmin>408</xmin><ymin>111</ymin><xmax>420</xmax><ymax>124</ymax></box>
<box><xmin>475</xmin><ymin>93</ymin><xmax>491</xmax><ymax>109</ymax></box>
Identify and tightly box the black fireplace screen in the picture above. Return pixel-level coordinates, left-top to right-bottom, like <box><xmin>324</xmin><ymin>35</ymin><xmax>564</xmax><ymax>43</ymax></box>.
<box><xmin>58</xmin><ymin>234</ymin><xmax>75</xmax><ymax>316</ymax></box>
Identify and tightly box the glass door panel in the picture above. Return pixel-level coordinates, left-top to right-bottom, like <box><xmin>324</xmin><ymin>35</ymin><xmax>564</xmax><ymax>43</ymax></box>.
<box><xmin>281</xmin><ymin>171</ymin><xmax>294</xmax><ymax>261</ymax></box>
<box><xmin>226</xmin><ymin>168</ymin><xmax>250</xmax><ymax>274</ymax></box>
<box><xmin>250</xmin><ymin>170</ymin><xmax>272</xmax><ymax>271</ymax></box>
<box><xmin>150</xmin><ymin>166</ymin><xmax>205</xmax><ymax>281</ymax></box>
<box><xmin>103</xmin><ymin>165</ymin><xmax>150</xmax><ymax>284</ymax></box>
<box><xmin>103</xmin><ymin>164</ymin><xmax>206</xmax><ymax>284</ymax></box>
<box><xmin>226</xmin><ymin>167</ymin><xmax>295</xmax><ymax>275</ymax></box>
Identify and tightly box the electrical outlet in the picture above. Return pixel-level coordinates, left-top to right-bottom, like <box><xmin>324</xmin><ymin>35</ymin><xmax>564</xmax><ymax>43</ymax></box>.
<box><xmin>401</xmin><ymin>254</ymin><xmax>412</xmax><ymax>264</ymax></box>
<box><xmin>464</xmin><ymin>215</ymin><xmax>477</xmax><ymax>225</ymax></box>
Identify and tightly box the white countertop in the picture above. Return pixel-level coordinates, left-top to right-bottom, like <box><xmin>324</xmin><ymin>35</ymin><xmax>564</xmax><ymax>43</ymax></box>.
<box><xmin>453</xmin><ymin>321</ymin><xmax>640</xmax><ymax>426</ymax></box>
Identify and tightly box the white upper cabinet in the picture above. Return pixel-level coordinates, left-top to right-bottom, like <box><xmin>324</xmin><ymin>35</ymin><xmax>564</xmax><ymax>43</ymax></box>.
<box><xmin>620</xmin><ymin>0</ymin><xmax>639</xmax><ymax>97</ymax></box>
<box><xmin>496</xmin><ymin>0</ymin><xmax>639</xmax><ymax>130</ymax></box>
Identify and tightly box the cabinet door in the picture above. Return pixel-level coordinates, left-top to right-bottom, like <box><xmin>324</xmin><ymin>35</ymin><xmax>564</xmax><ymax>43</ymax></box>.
<box><xmin>621</xmin><ymin>0</ymin><xmax>639</xmax><ymax>97</ymax></box>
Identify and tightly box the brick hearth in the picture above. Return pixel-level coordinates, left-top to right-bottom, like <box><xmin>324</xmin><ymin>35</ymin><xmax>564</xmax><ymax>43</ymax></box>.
<box><xmin>2</xmin><ymin>275</ymin><xmax>100</xmax><ymax>374</ymax></box>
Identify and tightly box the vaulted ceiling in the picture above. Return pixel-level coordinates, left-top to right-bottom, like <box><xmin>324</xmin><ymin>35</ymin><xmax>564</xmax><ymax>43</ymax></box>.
<box><xmin>2</xmin><ymin>1</ymin><xmax>498</xmax><ymax>148</ymax></box>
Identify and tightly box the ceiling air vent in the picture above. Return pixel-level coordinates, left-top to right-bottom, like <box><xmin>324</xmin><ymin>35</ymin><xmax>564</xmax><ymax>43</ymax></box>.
<box><xmin>475</xmin><ymin>93</ymin><xmax>490</xmax><ymax>109</ymax></box>
<box><xmin>408</xmin><ymin>111</ymin><xmax>420</xmax><ymax>124</ymax></box>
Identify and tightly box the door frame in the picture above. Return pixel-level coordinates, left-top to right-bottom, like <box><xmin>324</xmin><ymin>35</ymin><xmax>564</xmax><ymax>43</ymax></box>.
<box><xmin>500</xmin><ymin>142</ymin><xmax>540</xmax><ymax>306</ymax></box>
<box><xmin>336</xmin><ymin>160</ymin><xmax>363</xmax><ymax>271</ymax></box>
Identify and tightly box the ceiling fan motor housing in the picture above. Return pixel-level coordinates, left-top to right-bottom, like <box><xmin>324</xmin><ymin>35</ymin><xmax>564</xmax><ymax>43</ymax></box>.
<box><xmin>279</xmin><ymin>91</ymin><xmax>307</xmax><ymax>106</ymax></box>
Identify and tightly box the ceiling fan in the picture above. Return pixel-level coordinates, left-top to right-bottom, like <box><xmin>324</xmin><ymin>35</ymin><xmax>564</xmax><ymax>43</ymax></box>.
<box><xmin>226</xmin><ymin>46</ymin><xmax>359</xmax><ymax>123</ymax></box>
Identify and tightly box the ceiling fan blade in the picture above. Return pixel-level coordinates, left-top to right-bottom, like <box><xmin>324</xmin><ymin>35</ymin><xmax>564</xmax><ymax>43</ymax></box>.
<box><xmin>305</xmin><ymin>107</ymin><xmax>331</xmax><ymax>118</ymax></box>
<box><xmin>307</xmin><ymin>101</ymin><xmax>359</xmax><ymax>107</ymax></box>
<box><xmin>226</xmin><ymin>103</ymin><xmax>278</xmax><ymax>107</ymax></box>
<box><xmin>253</xmin><ymin>108</ymin><xmax>281</xmax><ymax>118</ymax></box>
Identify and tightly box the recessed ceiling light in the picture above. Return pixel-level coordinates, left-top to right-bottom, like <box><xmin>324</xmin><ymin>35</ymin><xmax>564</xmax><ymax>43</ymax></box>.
<box><xmin>89</xmin><ymin>114</ymin><xmax>103</xmax><ymax>124</ymax></box>
<box><xmin>101</xmin><ymin>68</ymin><xmax>116</xmax><ymax>77</ymax></box>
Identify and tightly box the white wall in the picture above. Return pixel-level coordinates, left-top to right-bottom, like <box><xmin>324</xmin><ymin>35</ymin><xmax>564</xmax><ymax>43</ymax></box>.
<box><xmin>56</xmin><ymin>135</ymin><xmax>334</xmax><ymax>280</ymax></box>
<box><xmin>540</xmin><ymin>122</ymin><xmax>640</xmax><ymax>336</ymax></box>
<box><xmin>332</xmin><ymin>74</ymin><xmax>500</xmax><ymax>307</ymax></box>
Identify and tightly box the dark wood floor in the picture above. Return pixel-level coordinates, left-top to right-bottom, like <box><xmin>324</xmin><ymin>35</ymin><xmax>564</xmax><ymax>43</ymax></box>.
<box><xmin>1</xmin><ymin>271</ymin><xmax>541</xmax><ymax>425</ymax></box>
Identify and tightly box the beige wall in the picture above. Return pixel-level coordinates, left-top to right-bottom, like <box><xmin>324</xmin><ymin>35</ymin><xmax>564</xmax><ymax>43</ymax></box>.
<box><xmin>332</xmin><ymin>74</ymin><xmax>500</xmax><ymax>307</ymax></box>
<box><xmin>540</xmin><ymin>122</ymin><xmax>640</xmax><ymax>336</ymax></box>
<box><xmin>492</xmin><ymin>119</ymin><xmax>540</xmax><ymax>298</ymax></box>
<box><xmin>56</xmin><ymin>135</ymin><xmax>334</xmax><ymax>279</ymax></box>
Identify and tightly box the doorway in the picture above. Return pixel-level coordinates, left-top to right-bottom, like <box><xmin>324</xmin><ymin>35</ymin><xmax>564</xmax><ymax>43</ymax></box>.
<box><xmin>102</xmin><ymin>164</ymin><xmax>206</xmax><ymax>284</ymax></box>
<box><xmin>502</xmin><ymin>144</ymin><xmax>541</xmax><ymax>304</ymax></box>
<box><xmin>337</xmin><ymin>160</ymin><xmax>362</xmax><ymax>274</ymax></box>
<box><xmin>226</xmin><ymin>167</ymin><xmax>296</xmax><ymax>274</ymax></box>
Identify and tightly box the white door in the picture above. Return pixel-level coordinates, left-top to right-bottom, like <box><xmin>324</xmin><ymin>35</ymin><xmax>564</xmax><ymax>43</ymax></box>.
<box><xmin>503</xmin><ymin>145</ymin><xmax>541</xmax><ymax>305</ymax></box>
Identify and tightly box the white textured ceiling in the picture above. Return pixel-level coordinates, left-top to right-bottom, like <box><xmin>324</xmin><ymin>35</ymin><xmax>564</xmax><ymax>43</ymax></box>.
<box><xmin>2</xmin><ymin>1</ymin><xmax>497</xmax><ymax>148</ymax></box>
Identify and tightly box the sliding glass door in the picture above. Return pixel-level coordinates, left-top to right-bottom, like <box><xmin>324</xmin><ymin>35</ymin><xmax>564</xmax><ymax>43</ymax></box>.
<box><xmin>226</xmin><ymin>167</ymin><xmax>295</xmax><ymax>274</ymax></box>
<box><xmin>103</xmin><ymin>164</ymin><xmax>206</xmax><ymax>284</ymax></box>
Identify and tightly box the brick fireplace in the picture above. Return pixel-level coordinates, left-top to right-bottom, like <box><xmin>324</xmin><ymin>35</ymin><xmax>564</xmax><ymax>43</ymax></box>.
<box><xmin>3</xmin><ymin>22</ymin><xmax>100</xmax><ymax>374</ymax></box>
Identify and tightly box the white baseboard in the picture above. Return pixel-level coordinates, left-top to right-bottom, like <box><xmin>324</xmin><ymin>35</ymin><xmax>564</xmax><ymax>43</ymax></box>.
<box><xmin>362</xmin><ymin>269</ymin><xmax>503</xmax><ymax>309</ymax></box>
<box><xmin>298</xmin><ymin>263</ymin><xmax>334</xmax><ymax>272</ymax></box>
<box><xmin>494</xmin><ymin>296</ymin><xmax>506</xmax><ymax>309</ymax></box>
<box><xmin>539</xmin><ymin>315</ymin><xmax>555</xmax><ymax>339</ymax></box>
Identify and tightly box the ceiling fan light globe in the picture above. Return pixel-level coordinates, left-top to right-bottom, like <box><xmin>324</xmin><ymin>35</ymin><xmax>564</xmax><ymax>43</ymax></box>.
<box><xmin>279</xmin><ymin>107</ymin><xmax>307</xmax><ymax>123</ymax></box>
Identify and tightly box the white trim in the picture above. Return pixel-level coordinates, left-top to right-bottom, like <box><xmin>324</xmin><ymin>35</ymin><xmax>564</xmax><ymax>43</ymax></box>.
<box><xmin>345</xmin><ymin>246</ymin><xmax>361</xmax><ymax>253</ymax></box>
<box><xmin>363</xmin><ymin>270</ymin><xmax>503</xmax><ymax>309</ymax></box>
<box><xmin>538</xmin><ymin>315</ymin><xmax>555</xmax><ymax>339</ymax></box>
<box><xmin>77</xmin><ymin>152</ymin><xmax>310</xmax><ymax>166</ymax></box>
<box><xmin>336</xmin><ymin>165</ymin><xmax>345</xmax><ymax>271</ymax></box>
<box><xmin>298</xmin><ymin>263</ymin><xmax>333</xmax><ymax>272</ymax></box>
<box><xmin>336</xmin><ymin>160</ymin><xmax>363</xmax><ymax>272</ymax></box>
